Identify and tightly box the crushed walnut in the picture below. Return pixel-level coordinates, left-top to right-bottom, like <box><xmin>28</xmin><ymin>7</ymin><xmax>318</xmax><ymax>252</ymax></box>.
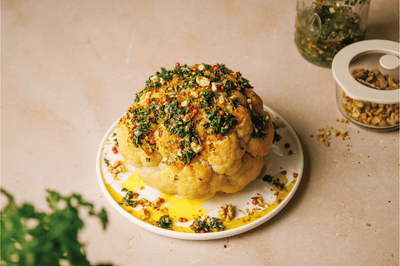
<box><xmin>141</xmin><ymin>208</ymin><xmax>150</xmax><ymax>220</ymax></box>
<box><xmin>218</xmin><ymin>204</ymin><xmax>234</xmax><ymax>222</ymax></box>
<box><xmin>107</xmin><ymin>160</ymin><xmax>127</xmax><ymax>178</ymax></box>
<box><xmin>151</xmin><ymin>197</ymin><xmax>165</xmax><ymax>208</ymax></box>
<box><xmin>340</xmin><ymin>69</ymin><xmax>399</xmax><ymax>127</ymax></box>
<box><xmin>251</xmin><ymin>195</ymin><xmax>265</xmax><ymax>208</ymax></box>
<box><xmin>317</xmin><ymin>126</ymin><xmax>349</xmax><ymax>147</ymax></box>
<box><xmin>351</xmin><ymin>68</ymin><xmax>398</xmax><ymax>90</ymax></box>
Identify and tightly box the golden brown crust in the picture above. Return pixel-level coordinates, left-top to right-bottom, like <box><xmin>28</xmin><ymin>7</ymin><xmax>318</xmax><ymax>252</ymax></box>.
<box><xmin>116</xmin><ymin>63</ymin><xmax>274</xmax><ymax>199</ymax></box>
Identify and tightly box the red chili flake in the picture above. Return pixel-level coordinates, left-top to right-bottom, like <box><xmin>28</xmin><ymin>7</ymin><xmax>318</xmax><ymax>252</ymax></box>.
<box><xmin>181</xmin><ymin>91</ymin><xmax>186</xmax><ymax>96</ymax></box>
<box><xmin>192</xmin><ymin>108</ymin><xmax>199</xmax><ymax>115</ymax></box>
<box><xmin>252</xmin><ymin>199</ymin><xmax>258</xmax><ymax>205</ymax></box>
<box><xmin>150</xmin><ymin>139</ymin><xmax>156</xmax><ymax>144</ymax></box>
<box><xmin>200</xmin><ymin>136</ymin><xmax>206</xmax><ymax>141</ymax></box>
<box><xmin>281</xmin><ymin>171</ymin><xmax>287</xmax><ymax>175</ymax></box>
<box><xmin>112</xmin><ymin>146</ymin><xmax>118</xmax><ymax>154</ymax></box>
<box><xmin>158</xmin><ymin>100</ymin><xmax>163</xmax><ymax>105</ymax></box>
<box><xmin>175</xmin><ymin>62</ymin><xmax>180</xmax><ymax>67</ymax></box>
<box><xmin>194</xmin><ymin>67</ymin><xmax>199</xmax><ymax>72</ymax></box>
<box><xmin>219</xmin><ymin>110</ymin><xmax>225</xmax><ymax>116</ymax></box>
<box><xmin>146</xmin><ymin>98</ymin><xmax>151</xmax><ymax>104</ymax></box>
<box><xmin>129</xmin><ymin>131</ymin><xmax>134</xmax><ymax>136</ymax></box>
<box><xmin>155</xmin><ymin>90</ymin><xmax>158</xmax><ymax>93</ymax></box>
<box><xmin>213</xmin><ymin>66</ymin><xmax>219</xmax><ymax>71</ymax></box>
<box><xmin>220</xmin><ymin>85</ymin><xmax>225</xmax><ymax>90</ymax></box>
<box><xmin>200</xmin><ymin>230</ymin><xmax>205</xmax><ymax>233</ymax></box>
<box><xmin>184</xmin><ymin>78</ymin><xmax>188</xmax><ymax>82</ymax></box>
<box><xmin>293</xmin><ymin>173</ymin><xmax>299</xmax><ymax>178</ymax></box>
<box><xmin>166</xmin><ymin>97</ymin><xmax>172</xmax><ymax>102</ymax></box>
<box><xmin>179</xmin><ymin>217</ymin><xmax>187</xmax><ymax>223</ymax></box>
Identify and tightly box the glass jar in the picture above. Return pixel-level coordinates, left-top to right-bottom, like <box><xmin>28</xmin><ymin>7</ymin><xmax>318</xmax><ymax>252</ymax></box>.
<box><xmin>295</xmin><ymin>0</ymin><xmax>371</xmax><ymax>67</ymax></box>
<box><xmin>332</xmin><ymin>40</ymin><xmax>399</xmax><ymax>131</ymax></box>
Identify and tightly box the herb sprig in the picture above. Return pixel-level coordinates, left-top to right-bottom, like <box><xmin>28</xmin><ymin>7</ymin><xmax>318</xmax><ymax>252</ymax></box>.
<box><xmin>1</xmin><ymin>189</ymin><xmax>112</xmax><ymax>266</ymax></box>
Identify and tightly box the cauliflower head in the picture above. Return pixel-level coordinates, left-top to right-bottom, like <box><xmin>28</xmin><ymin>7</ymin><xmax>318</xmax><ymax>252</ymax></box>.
<box><xmin>117</xmin><ymin>63</ymin><xmax>274</xmax><ymax>200</ymax></box>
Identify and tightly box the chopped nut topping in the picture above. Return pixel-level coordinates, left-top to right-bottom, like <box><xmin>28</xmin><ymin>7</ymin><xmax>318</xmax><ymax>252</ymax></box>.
<box><xmin>138</xmin><ymin>198</ymin><xmax>148</xmax><ymax>205</ymax></box>
<box><xmin>180</xmin><ymin>100</ymin><xmax>189</xmax><ymax>107</ymax></box>
<box><xmin>107</xmin><ymin>160</ymin><xmax>127</xmax><ymax>177</ymax></box>
<box><xmin>151</xmin><ymin>197</ymin><xmax>164</xmax><ymax>208</ymax></box>
<box><xmin>218</xmin><ymin>204</ymin><xmax>234</xmax><ymax>222</ymax></box>
<box><xmin>141</xmin><ymin>208</ymin><xmax>150</xmax><ymax>220</ymax></box>
<box><xmin>196</xmin><ymin>76</ymin><xmax>210</xmax><ymax>87</ymax></box>
<box><xmin>252</xmin><ymin>195</ymin><xmax>265</xmax><ymax>208</ymax></box>
<box><xmin>211</xmin><ymin>82</ymin><xmax>222</xmax><ymax>92</ymax></box>
<box><xmin>190</xmin><ymin>142</ymin><xmax>203</xmax><ymax>153</ymax></box>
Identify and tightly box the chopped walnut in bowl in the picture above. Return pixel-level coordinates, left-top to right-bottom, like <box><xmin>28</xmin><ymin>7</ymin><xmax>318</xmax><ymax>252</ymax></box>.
<box><xmin>337</xmin><ymin>68</ymin><xmax>399</xmax><ymax>131</ymax></box>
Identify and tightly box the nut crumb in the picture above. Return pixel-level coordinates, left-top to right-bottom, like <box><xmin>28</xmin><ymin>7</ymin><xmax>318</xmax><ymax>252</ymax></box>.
<box><xmin>218</xmin><ymin>204</ymin><xmax>234</xmax><ymax>222</ymax></box>
<box><xmin>107</xmin><ymin>160</ymin><xmax>127</xmax><ymax>178</ymax></box>
<box><xmin>141</xmin><ymin>209</ymin><xmax>150</xmax><ymax>220</ymax></box>
<box><xmin>316</xmin><ymin>125</ymin><xmax>349</xmax><ymax>146</ymax></box>
<box><xmin>340</xmin><ymin>69</ymin><xmax>399</xmax><ymax>127</ymax></box>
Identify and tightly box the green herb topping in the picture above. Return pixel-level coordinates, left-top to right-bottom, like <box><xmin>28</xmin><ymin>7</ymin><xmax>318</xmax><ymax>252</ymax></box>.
<box><xmin>121</xmin><ymin>63</ymin><xmax>268</xmax><ymax>166</ymax></box>
<box><xmin>156</xmin><ymin>215</ymin><xmax>173</xmax><ymax>229</ymax></box>
<box><xmin>190</xmin><ymin>217</ymin><xmax>226</xmax><ymax>233</ymax></box>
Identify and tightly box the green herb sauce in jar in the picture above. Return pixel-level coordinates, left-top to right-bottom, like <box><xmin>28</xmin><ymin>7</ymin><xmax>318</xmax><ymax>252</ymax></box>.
<box><xmin>295</xmin><ymin>0</ymin><xmax>369</xmax><ymax>67</ymax></box>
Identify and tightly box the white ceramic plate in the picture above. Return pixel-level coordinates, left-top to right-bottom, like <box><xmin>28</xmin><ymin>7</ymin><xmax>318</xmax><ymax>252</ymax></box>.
<box><xmin>96</xmin><ymin>105</ymin><xmax>304</xmax><ymax>240</ymax></box>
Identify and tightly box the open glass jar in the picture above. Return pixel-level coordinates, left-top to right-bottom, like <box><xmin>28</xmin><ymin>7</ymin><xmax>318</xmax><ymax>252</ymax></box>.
<box><xmin>332</xmin><ymin>40</ymin><xmax>399</xmax><ymax>131</ymax></box>
<box><xmin>295</xmin><ymin>0</ymin><xmax>371</xmax><ymax>67</ymax></box>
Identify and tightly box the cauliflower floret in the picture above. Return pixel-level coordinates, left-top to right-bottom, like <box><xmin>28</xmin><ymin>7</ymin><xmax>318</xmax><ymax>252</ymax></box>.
<box><xmin>116</xmin><ymin>63</ymin><xmax>274</xmax><ymax>200</ymax></box>
<box><xmin>245</xmin><ymin>88</ymin><xmax>264</xmax><ymax>115</ymax></box>
<box><xmin>220</xmin><ymin>153</ymin><xmax>264</xmax><ymax>193</ymax></box>
<box><xmin>117</xmin><ymin>120</ymin><xmax>163</xmax><ymax>168</ymax></box>
<box><xmin>205</xmin><ymin>132</ymin><xmax>245</xmax><ymax>175</ymax></box>
<box><xmin>246</xmin><ymin>111</ymin><xmax>274</xmax><ymax>157</ymax></box>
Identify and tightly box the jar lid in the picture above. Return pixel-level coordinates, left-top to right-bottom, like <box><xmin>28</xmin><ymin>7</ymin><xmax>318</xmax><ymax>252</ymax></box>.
<box><xmin>332</xmin><ymin>40</ymin><xmax>399</xmax><ymax>104</ymax></box>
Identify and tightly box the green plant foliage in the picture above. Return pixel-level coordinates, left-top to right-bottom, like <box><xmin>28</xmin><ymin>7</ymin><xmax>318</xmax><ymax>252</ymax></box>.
<box><xmin>0</xmin><ymin>189</ymin><xmax>114</xmax><ymax>266</ymax></box>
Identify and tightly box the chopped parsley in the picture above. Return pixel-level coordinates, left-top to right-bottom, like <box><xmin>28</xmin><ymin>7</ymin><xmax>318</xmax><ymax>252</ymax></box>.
<box><xmin>251</xmin><ymin>113</ymin><xmax>268</xmax><ymax>139</ymax></box>
<box><xmin>121</xmin><ymin>188</ymin><xmax>138</xmax><ymax>207</ymax></box>
<box><xmin>123</xmin><ymin>63</ymin><xmax>265</xmax><ymax>165</ymax></box>
<box><xmin>205</xmin><ymin>107</ymin><xmax>237</xmax><ymax>135</ymax></box>
<box><xmin>156</xmin><ymin>215</ymin><xmax>173</xmax><ymax>229</ymax></box>
<box><xmin>262</xmin><ymin>174</ymin><xmax>273</xmax><ymax>182</ymax></box>
<box><xmin>190</xmin><ymin>217</ymin><xmax>226</xmax><ymax>233</ymax></box>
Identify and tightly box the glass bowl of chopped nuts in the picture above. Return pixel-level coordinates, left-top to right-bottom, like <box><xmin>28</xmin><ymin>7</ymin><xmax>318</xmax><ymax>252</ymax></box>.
<box><xmin>332</xmin><ymin>40</ymin><xmax>399</xmax><ymax>131</ymax></box>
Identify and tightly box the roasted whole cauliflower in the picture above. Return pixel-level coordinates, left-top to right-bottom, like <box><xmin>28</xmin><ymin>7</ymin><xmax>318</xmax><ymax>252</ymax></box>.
<box><xmin>117</xmin><ymin>63</ymin><xmax>274</xmax><ymax>200</ymax></box>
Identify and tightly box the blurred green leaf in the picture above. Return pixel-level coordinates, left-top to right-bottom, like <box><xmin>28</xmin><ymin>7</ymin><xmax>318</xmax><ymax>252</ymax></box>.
<box><xmin>0</xmin><ymin>188</ymin><xmax>114</xmax><ymax>266</ymax></box>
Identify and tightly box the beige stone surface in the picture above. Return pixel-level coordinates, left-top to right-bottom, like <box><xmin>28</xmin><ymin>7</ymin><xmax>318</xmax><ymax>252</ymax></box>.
<box><xmin>1</xmin><ymin>0</ymin><xmax>399</xmax><ymax>265</ymax></box>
